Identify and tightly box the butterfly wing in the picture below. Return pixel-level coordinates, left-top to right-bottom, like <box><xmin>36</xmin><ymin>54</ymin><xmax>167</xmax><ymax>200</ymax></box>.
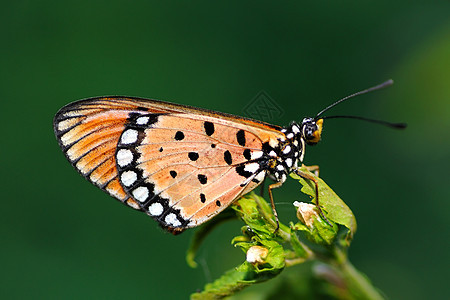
<box><xmin>54</xmin><ymin>98</ymin><xmax>149</xmax><ymax>210</ymax></box>
<box><xmin>54</xmin><ymin>97</ymin><xmax>285</xmax><ymax>233</ymax></box>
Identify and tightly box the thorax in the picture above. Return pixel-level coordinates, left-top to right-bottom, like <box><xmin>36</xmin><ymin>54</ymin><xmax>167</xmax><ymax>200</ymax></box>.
<box><xmin>261</xmin><ymin>122</ymin><xmax>305</xmax><ymax>183</ymax></box>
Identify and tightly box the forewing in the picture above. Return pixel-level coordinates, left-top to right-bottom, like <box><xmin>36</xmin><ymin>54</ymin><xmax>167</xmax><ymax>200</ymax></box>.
<box><xmin>53</xmin><ymin>98</ymin><xmax>163</xmax><ymax>209</ymax></box>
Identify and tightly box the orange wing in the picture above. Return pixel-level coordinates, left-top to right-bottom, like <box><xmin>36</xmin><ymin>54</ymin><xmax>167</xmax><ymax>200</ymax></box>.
<box><xmin>54</xmin><ymin>97</ymin><xmax>285</xmax><ymax>233</ymax></box>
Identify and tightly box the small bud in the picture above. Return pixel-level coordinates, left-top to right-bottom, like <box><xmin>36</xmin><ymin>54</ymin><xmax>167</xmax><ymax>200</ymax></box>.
<box><xmin>246</xmin><ymin>246</ymin><xmax>269</xmax><ymax>265</ymax></box>
<box><xmin>294</xmin><ymin>202</ymin><xmax>320</xmax><ymax>227</ymax></box>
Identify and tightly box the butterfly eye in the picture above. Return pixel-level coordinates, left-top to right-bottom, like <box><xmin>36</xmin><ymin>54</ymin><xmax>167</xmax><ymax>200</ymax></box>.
<box><xmin>302</xmin><ymin>118</ymin><xmax>323</xmax><ymax>145</ymax></box>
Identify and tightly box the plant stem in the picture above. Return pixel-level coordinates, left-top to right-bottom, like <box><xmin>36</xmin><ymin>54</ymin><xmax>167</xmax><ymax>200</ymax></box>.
<box><xmin>337</xmin><ymin>257</ymin><xmax>385</xmax><ymax>300</ymax></box>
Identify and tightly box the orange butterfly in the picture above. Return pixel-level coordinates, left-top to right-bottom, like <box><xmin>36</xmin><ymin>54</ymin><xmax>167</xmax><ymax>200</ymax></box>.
<box><xmin>53</xmin><ymin>80</ymin><xmax>404</xmax><ymax>234</ymax></box>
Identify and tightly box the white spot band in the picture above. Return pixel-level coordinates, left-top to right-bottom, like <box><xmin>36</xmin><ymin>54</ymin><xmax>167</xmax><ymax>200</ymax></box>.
<box><xmin>116</xmin><ymin>149</ymin><xmax>133</xmax><ymax>167</ymax></box>
<box><xmin>121</xmin><ymin>129</ymin><xmax>138</xmax><ymax>144</ymax></box>
<box><xmin>132</xmin><ymin>186</ymin><xmax>149</xmax><ymax>202</ymax></box>
<box><xmin>165</xmin><ymin>213</ymin><xmax>181</xmax><ymax>227</ymax></box>
<box><xmin>136</xmin><ymin>116</ymin><xmax>149</xmax><ymax>125</ymax></box>
<box><xmin>148</xmin><ymin>202</ymin><xmax>163</xmax><ymax>216</ymax></box>
<box><xmin>251</xmin><ymin>151</ymin><xmax>263</xmax><ymax>160</ymax></box>
<box><xmin>244</xmin><ymin>163</ymin><xmax>259</xmax><ymax>173</ymax></box>
<box><xmin>283</xmin><ymin>145</ymin><xmax>291</xmax><ymax>154</ymax></box>
<box><xmin>121</xmin><ymin>170</ymin><xmax>137</xmax><ymax>186</ymax></box>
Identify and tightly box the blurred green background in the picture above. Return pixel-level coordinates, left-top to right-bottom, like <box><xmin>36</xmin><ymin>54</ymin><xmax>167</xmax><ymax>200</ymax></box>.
<box><xmin>1</xmin><ymin>1</ymin><xmax>449</xmax><ymax>299</ymax></box>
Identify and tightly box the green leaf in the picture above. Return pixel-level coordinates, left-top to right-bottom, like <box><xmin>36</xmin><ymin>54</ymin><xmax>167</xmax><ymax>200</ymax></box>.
<box><xmin>291</xmin><ymin>201</ymin><xmax>338</xmax><ymax>246</ymax></box>
<box><xmin>191</xmin><ymin>241</ymin><xmax>284</xmax><ymax>299</ymax></box>
<box><xmin>292</xmin><ymin>166</ymin><xmax>357</xmax><ymax>245</ymax></box>
<box><xmin>233</xmin><ymin>238</ymin><xmax>285</xmax><ymax>273</ymax></box>
<box><xmin>231</xmin><ymin>193</ymin><xmax>277</xmax><ymax>239</ymax></box>
<box><xmin>191</xmin><ymin>193</ymin><xmax>287</xmax><ymax>299</ymax></box>
<box><xmin>231</xmin><ymin>194</ymin><xmax>286</xmax><ymax>273</ymax></box>
<box><xmin>190</xmin><ymin>263</ymin><xmax>261</xmax><ymax>300</ymax></box>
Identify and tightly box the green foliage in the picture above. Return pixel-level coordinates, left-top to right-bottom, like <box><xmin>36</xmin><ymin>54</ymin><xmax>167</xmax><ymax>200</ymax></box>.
<box><xmin>291</xmin><ymin>167</ymin><xmax>357</xmax><ymax>247</ymax></box>
<box><xmin>188</xmin><ymin>167</ymin><xmax>383</xmax><ymax>299</ymax></box>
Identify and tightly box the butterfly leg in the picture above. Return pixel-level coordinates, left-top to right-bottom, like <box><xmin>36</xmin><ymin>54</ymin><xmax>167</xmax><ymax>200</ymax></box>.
<box><xmin>293</xmin><ymin>169</ymin><xmax>332</xmax><ymax>226</ymax></box>
<box><xmin>259</xmin><ymin>178</ymin><xmax>266</xmax><ymax>197</ymax></box>
<box><xmin>268</xmin><ymin>181</ymin><xmax>283</xmax><ymax>232</ymax></box>
<box><xmin>303</xmin><ymin>164</ymin><xmax>320</xmax><ymax>177</ymax></box>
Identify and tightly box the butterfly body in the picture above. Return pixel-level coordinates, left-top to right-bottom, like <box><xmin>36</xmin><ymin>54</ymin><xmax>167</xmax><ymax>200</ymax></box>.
<box><xmin>54</xmin><ymin>96</ymin><xmax>324</xmax><ymax>234</ymax></box>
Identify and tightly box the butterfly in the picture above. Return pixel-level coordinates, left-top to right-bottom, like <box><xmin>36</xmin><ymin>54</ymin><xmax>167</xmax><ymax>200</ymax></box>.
<box><xmin>53</xmin><ymin>80</ymin><xmax>404</xmax><ymax>234</ymax></box>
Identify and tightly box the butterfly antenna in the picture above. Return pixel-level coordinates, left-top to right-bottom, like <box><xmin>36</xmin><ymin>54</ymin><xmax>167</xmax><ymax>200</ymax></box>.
<box><xmin>321</xmin><ymin>115</ymin><xmax>407</xmax><ymax>129</ymax></box>
<box><xmin>315</xmin><ymin>79</ymin><xmax>394</xmax><ymax>118</ymax></box>
<box><xmin>315</xmin><ymin>79</ymin><xmax>406</xmax><ymax>129</ymax></box>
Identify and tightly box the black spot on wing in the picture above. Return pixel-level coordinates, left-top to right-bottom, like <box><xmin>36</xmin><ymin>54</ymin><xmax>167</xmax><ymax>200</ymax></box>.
<box><xmin>204</xmin><ymin>121</ymin><xmax>215</xmax><ymax>136</ymax></box>
<box><xmin>262</xmin><ymin>142</ymin><xmax>273</xmax><ymax>153</ymax></box>
<box><xmin>243</xmin><ymin>149</ymin><xmax>251</xmax><ymax>160</ymax></box>
<box><xmin>188</xmin><ymin>152</ymin><xmax>199</xmax><ymax>161</ymax></box>
<box><xmin>200</xmin><ymin>193</ymin><xmax>206</xmax><ymax>203</ymax></box>
<box><xmin>236</xmin><ymin>130</ymin><xmax>246</xmax><ymax>146</ymax></box>
<box><xmin>127</xmin><ymin>113</ymin><xmax>162</xmax><ymax>127</ymax></box>
<box><xmin>147</xmin><ymin>114</ymin><xmax>160</xmax><ymax>126</ymax></box>
<box><xmin>235</xmin><ymin>165</ymin><xmax>252</xmax><ymax>178</ymax></box>
<box><xmin>174</xmin><ymin>131</ymin><xmax>185</xmax><ymax>140</ymax></box>
<box><xmin>224</xmin><ymin>150</ymin><xmax>232</xmax><ymax>165</ymax></box>
<box><xmin>198</xmin><ymin>174</ymin><xmax>207</xmax><ymax>184</ymax></box>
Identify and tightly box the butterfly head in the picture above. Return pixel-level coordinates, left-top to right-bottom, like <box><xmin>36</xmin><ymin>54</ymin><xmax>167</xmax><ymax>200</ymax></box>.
<box><xmin>301</xmin><ymin>117</ymin><xmax>323</xmax><ymax>146</ymax></box>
